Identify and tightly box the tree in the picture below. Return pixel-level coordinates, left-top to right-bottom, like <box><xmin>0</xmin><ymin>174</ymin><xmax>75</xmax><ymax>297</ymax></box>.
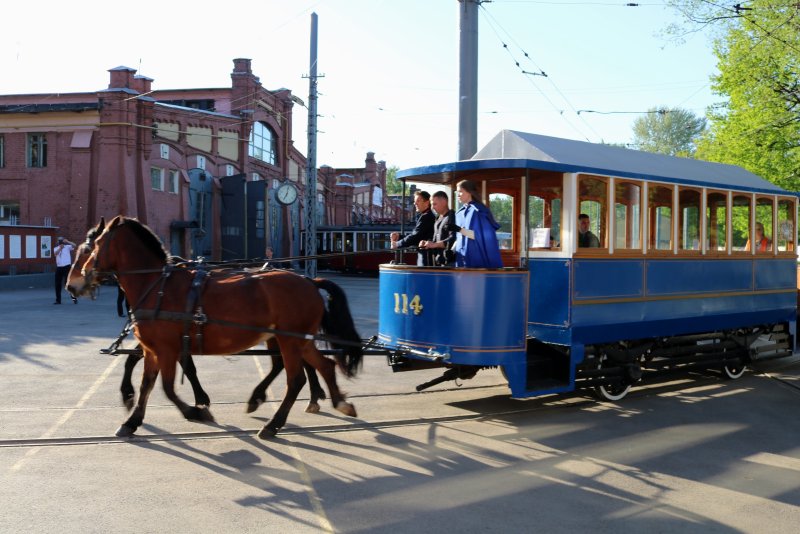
<box><xmin>666</xmin><ymin>0</ymin><xmax>800</xmax><ymax>191</ymax></box>
<box><xmin>631</xmin><ymin>107</ymin><xmax>707</xmax><ymax>157</ymax></box>
<box><xmin>384</xmin><ymin>165</ymin><xmax>404</xmax><ymax>195</ymax></box>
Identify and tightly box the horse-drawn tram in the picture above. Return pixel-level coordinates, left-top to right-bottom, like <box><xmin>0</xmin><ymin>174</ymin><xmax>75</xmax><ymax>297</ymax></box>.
<box><xmin>379</xmin><ymin>130</ymin><xmax>799</xmax><ymax>401</ymax></box>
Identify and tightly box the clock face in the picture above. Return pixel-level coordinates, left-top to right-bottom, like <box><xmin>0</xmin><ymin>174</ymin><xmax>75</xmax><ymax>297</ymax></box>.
<box><xmin>276</xmin><ymin>183</ymin><xmax>297</xmax><ymax>205</ymax></box>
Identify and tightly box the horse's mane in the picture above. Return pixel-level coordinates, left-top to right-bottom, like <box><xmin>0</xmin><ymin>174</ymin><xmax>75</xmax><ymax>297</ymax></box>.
<box><xmin>117</xmin><ymin>217</ymin><xmax>169</xmax><ymax>263</ymax></box>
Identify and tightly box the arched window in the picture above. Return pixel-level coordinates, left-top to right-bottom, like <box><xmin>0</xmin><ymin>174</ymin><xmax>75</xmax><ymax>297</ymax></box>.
<box><xmin>248</xmin><ymin>122</ymin><xmax>277</xmax><ymax>165</ymax></box>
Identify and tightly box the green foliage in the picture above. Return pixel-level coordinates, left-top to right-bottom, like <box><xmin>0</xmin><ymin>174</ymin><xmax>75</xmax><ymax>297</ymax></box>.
<box><xmin>632</xmin><ymin>107</ymin><xmax>707</xmax><ymax>156</ymax></box>
<box><xmin>667</xmin><ymin>0</ymin><xmax>800</xmax><ymax>191</ymax></box>
<box><xmin>384</xmin><ymin>166</ymin><xmax>404</xmax><ymax>195</ymax></box>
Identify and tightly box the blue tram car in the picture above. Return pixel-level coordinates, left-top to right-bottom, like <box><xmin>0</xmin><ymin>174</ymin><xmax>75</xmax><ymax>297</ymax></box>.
<box><xmin>378</xmin><ymin>130</ymin><xmax>799</xmax><ymax>400</ymax></box>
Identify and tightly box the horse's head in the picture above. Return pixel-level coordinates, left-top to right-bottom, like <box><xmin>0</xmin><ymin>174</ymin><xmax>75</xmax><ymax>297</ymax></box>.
<box><xmin>69</xmin><ymin>215</ymin><xmax>168</xmax><ymax>299</ymax></box>
<box><xmin>67</xmin><ymin>217</ymin><xmax>109</xmax><ymax>299</ymax></box>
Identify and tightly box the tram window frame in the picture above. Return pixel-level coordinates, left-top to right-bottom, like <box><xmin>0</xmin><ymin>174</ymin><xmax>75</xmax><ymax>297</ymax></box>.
<box><xmin>489</xmin><ymin>191</ymin><xmax>515</xmax><ymax>251</ymax></box>
<box><xmin>355</xmin><ymin>231</ymin><xmax>368</xmax><ymax>253</ymax></box>
<box><xmin>613</xmin><ymin>179</ymin><xmax>642</xmax><ymax>254</ymax></box>
<box><xmin>528</xmin><ymin>173</ymin><xmax>563</xmax><ymax>251</ymax></box>
<box><xmin>731</xmin><ymin>194</ymin><xmax>752</xmax><ymax>254</ymax></box>
<box><xmin>647</xmin><ymin>183</ymin><xmax>674</xmax><ymax>254</ymax></box>
<box><xmin>705</xmin><ymin>190</ymin><xmax>728</xmax><ymax>255</ymax></box>
<box><xmin>577</xmin><ymin>174</ymin><xmax>609</xmax><ymax>254</ymax></box>
<box><xmin>776</xmin><ymin>197</ymin><xmax>796</xmax><ymax>253</ymax></box>
<box><xmin>678</xmin><ymin>187</ymin><xmax>702</xmax><ymax>254</ymax></box>
<box><xmin>752</xmin><ymin>196</ymin><xmax>775</xmax><ymax>254</ymax></box>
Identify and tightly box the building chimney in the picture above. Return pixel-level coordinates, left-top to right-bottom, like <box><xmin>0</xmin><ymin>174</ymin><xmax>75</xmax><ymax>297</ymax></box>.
<box><xmin>133</xmin><ymin>75</ymin><xmax>153</xmax><ymax>94</ymax></box>
<box><xmin>108</xmin><ymin>66</ymin><xmax>137</xmax><ymax>90</ymax></box>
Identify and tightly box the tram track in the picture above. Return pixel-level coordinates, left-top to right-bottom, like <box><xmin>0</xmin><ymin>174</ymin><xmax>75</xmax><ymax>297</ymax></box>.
<box><xmin>4</xmin><ymin>364</ymin><xmax>799</xmax><ymax>450</ymax></box>
<box><xmin>0</xmin><ymin>381</ymin><xmax>579</xmax><ymax>449</ymax></box>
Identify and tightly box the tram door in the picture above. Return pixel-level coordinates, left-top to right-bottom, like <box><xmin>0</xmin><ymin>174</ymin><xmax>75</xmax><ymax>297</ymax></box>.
<box><xmin>486</xmin><ymin>178</ymin><xmax>522</xmax><ymax>267</ymax></box>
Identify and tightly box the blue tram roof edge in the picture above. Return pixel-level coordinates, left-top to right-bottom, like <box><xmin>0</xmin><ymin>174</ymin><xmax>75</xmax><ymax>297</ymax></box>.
<box><xmin>398</xmin><ymin>130</ymin><xmax>796</xmax><ymax>197</ymax></box>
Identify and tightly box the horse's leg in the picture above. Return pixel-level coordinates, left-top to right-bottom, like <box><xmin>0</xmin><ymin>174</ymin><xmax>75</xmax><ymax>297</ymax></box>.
<box><xmin>302</xmin><ymin>345</ymin><xmax>357</xmax><ymax>418</ymax></box>
<box><xmin>245</xmin><ymin>340</ymin><xmax>283</xmax><ymax>413</ymax></box>
<box><xmin>120</xmin><ymin>352</ymin><xmax>142</xmax><ymax>410</ymax></box>
<box><xmin>116</xmin><ymin>349</ymin><xmax>159</xmax><ymax>438</ymax></box>
<box><xmin>258</xmin><ymin>339</ymin><xmax>307</xmax><ymax>439</ymax></box>
<box><xmin>179</xmin><ymin>354</ymin><xmax>211</xmax><ymax>408</ymax></box>
<box><xmin>160</xmin><ymin>351</ymin><xmax>214</xmax><ymax>424</ymax></box>
<box><xmin>304</xmin><ymin>361</ymin><xmax>326</xmax><ymax>414</ymax></box>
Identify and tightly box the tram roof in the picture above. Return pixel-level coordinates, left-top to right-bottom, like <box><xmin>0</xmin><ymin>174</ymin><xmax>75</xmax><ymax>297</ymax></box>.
<box><xmin>398</xmin><ymin>130</ymin><xmax>793</xmax><ymax>196</ymax></box>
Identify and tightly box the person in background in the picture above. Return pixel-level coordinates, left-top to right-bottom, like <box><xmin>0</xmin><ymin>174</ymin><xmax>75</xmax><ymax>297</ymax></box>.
<box><xmin>419</xmin><ymin>190</ymin><xmax>456</xmax><ymax>266</ymax></box>
<box><xmin>116</xmin><ymin>284</ymin><xmax>128</xmax><ymax>317</ymax></box>
<box><xmin>746</xmin><ymin>222</ymin><xmax>772</xmax><ymax>252</ymax></box>
<box><xmin>452</xmin><ymin>180</ymin><xmax>503</xmax><ymax>268</ymax></box>
<box><xmin>390</xmin><ymin>190</ymin><xmax>435</xmax><ymax>266</ymax></box>
<box><xmin>578</xmin><ymin>213</ymin><xmax>600</xmax><ymax>248</ymax></box>
<box><xmin>53</xmin><ymin>236</ymin><xmax>77</xmax><ymax>304</ymax></box>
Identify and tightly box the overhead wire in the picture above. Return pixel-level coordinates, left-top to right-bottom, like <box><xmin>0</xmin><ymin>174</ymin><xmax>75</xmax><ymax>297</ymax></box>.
<box><xmin>478</xmin><ymin>3</ymin><xmax>599</xmax><ymax>142</ymax></box>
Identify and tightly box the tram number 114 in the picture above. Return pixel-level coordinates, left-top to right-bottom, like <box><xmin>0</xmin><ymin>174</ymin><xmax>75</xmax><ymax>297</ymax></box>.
<box><xmin>393</xmin><ymin>293</ymin><xmax>423</xmax><ymax>316</ymax></box>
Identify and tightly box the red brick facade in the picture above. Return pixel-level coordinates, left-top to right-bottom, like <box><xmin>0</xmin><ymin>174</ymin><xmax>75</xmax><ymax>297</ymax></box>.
<box><xmin>0</xmin><ymin>59</ymin><xmax>406</xmax><ymax>274</ymax></box>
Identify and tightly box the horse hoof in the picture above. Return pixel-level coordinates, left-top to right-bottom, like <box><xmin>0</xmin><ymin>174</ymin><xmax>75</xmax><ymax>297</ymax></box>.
<box><xmin>257</xmin><ymin>425</ymin><xmax>278</xmax><ymax>440</ymax></box>
<box><xmin>115</xmin><ymin>425</ymin><xmax>136</xmax><ymax>438</ymax></box>
<box><xmin>336</xmin><ymin>401</ymin><xmax>357</xmax><ymax>417</ymax></box>
<box><xmin>122</xmin><ymin>395</ymin><xmax>135</xmax><ymax>411</ymax></box>
<box><xmin>245</xmin><ymin>398</ymin><xmax>263</xmax><ymax>414</ymax></box>
<box><xmin>305</xmin><ymin>402</ymin><xmax>321</xmax><ymax>414</ymax></box>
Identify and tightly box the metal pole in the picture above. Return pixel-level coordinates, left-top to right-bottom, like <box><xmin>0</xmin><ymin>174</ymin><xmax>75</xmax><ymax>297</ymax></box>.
<box><xmin>304</xmin><ymin>13</ymin><xmax>319</xmax><ymax>278</ymax></box>
<box><xmin>458</xmin><ymin>0</ymin><xmax>479</xmax><ymax>161</ymax></box>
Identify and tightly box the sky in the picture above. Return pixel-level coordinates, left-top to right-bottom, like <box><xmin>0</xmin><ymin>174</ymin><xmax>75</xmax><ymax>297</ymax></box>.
<box><xmin>0</xmin><ymin>0</ymin><xmax>719</xmax><ymax>172</ymax></box>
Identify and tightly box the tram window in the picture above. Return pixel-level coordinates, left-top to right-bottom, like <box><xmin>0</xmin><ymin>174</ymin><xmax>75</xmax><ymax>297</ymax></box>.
<box><xmin>528</xmin><ymin>173</ymin><xmax>563</xmax><ymax>250</ymax></box>
<box><xmin>578</xmin><ymin>175</ymin><xmax>608</xmax><ymax>249</ymax></box>
<box><xmin>332</xmin><ymin>232</ymin><xmax>344</xmax><ymax>253</ymax></box>
<box><xmin>648</xmin><ymin>184</ymin><xmax>673</xmax><ymax>251</ymax></box>
<box><xmin>678</xmin><ymin>188</ymin><xmax>701</xmax><ymax>251</ymax></box>
<box><xmin>777</xmin><ymin>198</ymin><xmax>796</xmax><ymax>252</ymax></box>
<box><xmin>489</xmin><ymin>193</ymin><xmax>514</xmax><ymax>250</ymax></box>
<box><xmin>753</xmin><ymin>197</ymin><xmax>774</xmax><ymax>253</ymax></box>
<box><xmin>372</xmin><ymin>232</ymin><xmax>390</xmax><ymax>251</ymax></box>
<box><xmin>731</xmin><ymin>195</ymin><xmax>751</xmax><ymax>252</ymax></box>
<box><xmin>706</xmin><ymin>191</ymin><xmax>728</xmax><ymax>252</ymax></box>
<box><xmin>614</xmin><ymin>181</ymin><xmax>641</xmax><ymax>250</ymax></box>
<box><xmin>355</xmin><ymin>232</ymin><xmax>368</xmax><ymax>252</ymax></box>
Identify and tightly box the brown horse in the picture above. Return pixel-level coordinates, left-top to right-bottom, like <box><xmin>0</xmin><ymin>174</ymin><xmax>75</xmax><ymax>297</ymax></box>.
<box><xmin>67</xmin><ymin>216</ymin><xmax>362</xmax><ymax>439</ymax></box>
<box><xmin>70</xmin><ymin>225</ymin><xmax>326</xmax><ymax>414</ymax></box>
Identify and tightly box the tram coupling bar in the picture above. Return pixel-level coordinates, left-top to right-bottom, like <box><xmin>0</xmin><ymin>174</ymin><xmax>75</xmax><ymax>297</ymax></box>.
<box><xmin>396</xmin><ymin>345</ymin><xmax>449</xmax><ymax>362</ymax></box>
<box><xmin>415</xmin><ymin>366</ymin><xmax>479</xmax><ymax>392</ymax></box>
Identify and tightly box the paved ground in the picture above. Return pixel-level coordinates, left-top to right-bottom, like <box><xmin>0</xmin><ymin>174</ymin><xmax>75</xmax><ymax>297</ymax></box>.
<box><xmin>2</xmin><ymin>273</ymin><xmax>800</xmax><ymax>533</ymax></box>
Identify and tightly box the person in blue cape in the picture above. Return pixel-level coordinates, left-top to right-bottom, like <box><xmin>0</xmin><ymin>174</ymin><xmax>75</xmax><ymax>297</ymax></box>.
<box><xmin>453</xmin><ymin>179</ymin><xmax>503</xmax><ymax>268</ymax></box>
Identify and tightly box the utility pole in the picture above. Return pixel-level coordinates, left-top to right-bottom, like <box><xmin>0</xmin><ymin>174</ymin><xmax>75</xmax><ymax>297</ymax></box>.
<box><xmin>458</xmin><ymin>0</ymin><xmax>479</xmax><ymax>160</ymax></box>
<box><xmin>304</xmin><ymin>13</ymin><xmax>319</xmax><ymax>278</ymax></box>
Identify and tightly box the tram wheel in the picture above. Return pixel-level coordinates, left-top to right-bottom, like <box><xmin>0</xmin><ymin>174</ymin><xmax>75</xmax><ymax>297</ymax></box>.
<box><xmin>595</xmin><ymin>381</ymin><xmax>631</xmax><ymax>402</ymax></box>
<box><xmin>721</xmin><ymin>363</ymin><xmax>746</xmax><ymax>380</ymax></box>
<box><xmin>593</xmin><ymin>356</ymin><xmax>631</xmax><ymax>402</ymax></box>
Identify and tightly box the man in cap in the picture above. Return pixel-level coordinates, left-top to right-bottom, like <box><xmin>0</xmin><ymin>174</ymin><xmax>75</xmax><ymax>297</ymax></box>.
<box><xmin>53</xmin><ymin>236</ymin><xmax>77</xmax><ymax>304</ymax></box>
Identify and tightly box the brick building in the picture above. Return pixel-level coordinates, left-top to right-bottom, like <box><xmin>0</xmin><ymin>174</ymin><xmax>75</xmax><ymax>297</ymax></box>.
<box><xmin>0</xmin><ymin>59</ymin><xmax>406</xmax><ymax>274</ymax></box>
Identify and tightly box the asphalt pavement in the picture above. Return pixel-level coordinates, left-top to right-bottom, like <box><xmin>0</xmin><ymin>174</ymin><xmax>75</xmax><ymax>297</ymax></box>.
<box><xmin>2</xmin><ymin>273</ymin><xmax>800</xmax><ymax>533</ymax></box>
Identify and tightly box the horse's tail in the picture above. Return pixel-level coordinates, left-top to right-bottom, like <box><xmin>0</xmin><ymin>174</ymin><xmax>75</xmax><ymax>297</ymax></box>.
<box><xmin>312</xmin><ymin>278</ymin><xmax>363</xmax><ymax>377</ymax></box>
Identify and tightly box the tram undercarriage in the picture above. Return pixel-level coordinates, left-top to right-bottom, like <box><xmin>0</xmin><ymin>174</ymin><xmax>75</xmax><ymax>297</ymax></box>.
<box><xmin>390</xmin><ymin>322</ymin><xmax>794</xmax><ymax>402</ymax></box>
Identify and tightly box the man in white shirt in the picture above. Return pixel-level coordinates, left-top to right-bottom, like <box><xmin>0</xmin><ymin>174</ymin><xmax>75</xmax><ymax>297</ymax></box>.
<box><xmin>53</xmin><ymin>236</ymin><xmax>77</xmax><ymax>304</ymax></box>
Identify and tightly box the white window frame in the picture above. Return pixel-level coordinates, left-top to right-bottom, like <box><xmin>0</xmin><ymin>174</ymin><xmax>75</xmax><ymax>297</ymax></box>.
<box><xmin>197</xmin><ymin>155</ymin><xmax>206</xmax><ymax>170</ymax></box>
<box><xmin>160</xmin><ymin>144</ymin><xmax>170</xmax><ymax>160</ymax></box>
<box><xmin>150</xmin><ymin>167</ymin><xmax>164</xmax><ymax>191</ymax></box>
<box><xmin>167</xmin><ymin>170</ymin><xmax>179</xmax><ymax>194</ymax></box>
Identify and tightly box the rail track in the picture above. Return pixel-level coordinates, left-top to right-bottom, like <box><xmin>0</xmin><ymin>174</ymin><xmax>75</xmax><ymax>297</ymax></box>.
<box><xmin>4</xmin><ymin>361</ymin><xmax>799</xmax><ymax>450</ymax></box>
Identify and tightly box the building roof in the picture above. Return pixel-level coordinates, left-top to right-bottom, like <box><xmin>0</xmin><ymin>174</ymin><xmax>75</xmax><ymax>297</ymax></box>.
<box><xmin>399</xmin><ymin>129</ymin><xmax>792</xmax><ymax>195</ymax></box>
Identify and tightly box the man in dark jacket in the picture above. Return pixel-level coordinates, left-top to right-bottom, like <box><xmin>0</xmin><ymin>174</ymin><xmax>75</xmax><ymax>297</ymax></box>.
<box><xmin>391</xmin><ymin>190</ymin><xmax>435</xmax><ymax>266</ymax></box>
<box><xmin>420</xmin><ymin>190</ymin><xmax>456</xmax><ymax>266</ymax></box>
